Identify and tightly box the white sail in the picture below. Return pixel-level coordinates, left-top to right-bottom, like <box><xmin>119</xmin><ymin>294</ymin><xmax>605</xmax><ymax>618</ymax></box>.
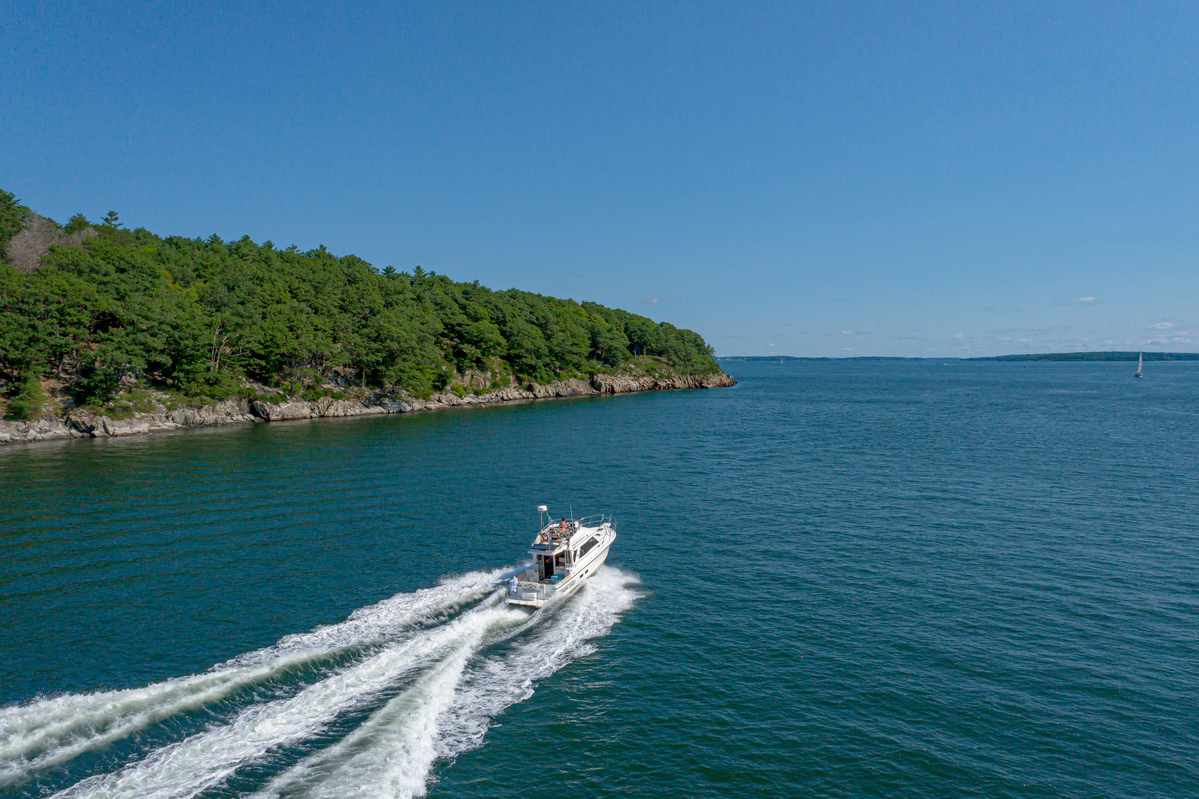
<box><xmin>1135</xmin><ymin>352</ymin><xmax>1143</xmax><ymax>378</ymax></box>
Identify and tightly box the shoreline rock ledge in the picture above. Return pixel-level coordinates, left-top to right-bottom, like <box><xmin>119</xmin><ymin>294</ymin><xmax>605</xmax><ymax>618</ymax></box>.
<box><xmin>0</xmin><ymin>371</ymin><xmax>736</xmax><ymax>445</ymax></box>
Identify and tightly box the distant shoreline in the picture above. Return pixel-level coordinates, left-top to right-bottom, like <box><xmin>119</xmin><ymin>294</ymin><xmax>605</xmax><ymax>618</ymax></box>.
<box><xmin>720</xmin><ymin>352</ymin><xmax>1199</xmax><ymax>363</ymax></box>
<box><xmin>0</xmin><ymin>372</ymin><xmax>736</xmax><ymax>446</ymax></box>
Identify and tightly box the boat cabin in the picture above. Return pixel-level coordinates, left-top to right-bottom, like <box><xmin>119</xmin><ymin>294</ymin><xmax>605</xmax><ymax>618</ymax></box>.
<box><xmin>508</xmin><ymin>508</ymin><xmax>614</xmax><ymax>608</ymax></box>
<box><xmin>528</xmin><ymin>520</ymin><xmax>581</xmax><ymax>584</ymax></box>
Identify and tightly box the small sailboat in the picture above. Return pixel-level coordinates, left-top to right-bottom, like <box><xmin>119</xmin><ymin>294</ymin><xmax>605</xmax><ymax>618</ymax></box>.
<box><xmin>1135</xmin><ymin>352</ymin><xmax>1143</xmax><ymax>378</ymax></box>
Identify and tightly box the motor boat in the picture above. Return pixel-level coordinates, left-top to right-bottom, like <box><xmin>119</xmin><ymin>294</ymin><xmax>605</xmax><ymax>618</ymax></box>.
<box><xmin>507</xmin><ymin>505</ymin><xmax>616</xmax><ymax>608</ymax></box>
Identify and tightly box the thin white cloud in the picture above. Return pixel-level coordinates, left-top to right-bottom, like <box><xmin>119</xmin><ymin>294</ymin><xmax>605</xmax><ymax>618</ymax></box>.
<box><xmin>1144</xmin><ymin>333</ymin><xmax>1193</xmax><ymax>346</ymax></box>
<box><xmin>840</xmin><ymin>329</ymin><xmax>855</xmax><ymax>336</ymax></box>
<box><xmin>952</xmin><ymin>333</ymin><xmax>965</xmax><ymax>340</ymax></box>
<box><xmin>1074</xmin><ymin>296</ymin><xmax>1099</xmax><ymax>304</ymax></box>
<box><xmin>1149</xmin><ymin>321</ymin><xmax>1176</xmax><ymax>330</ymax></box>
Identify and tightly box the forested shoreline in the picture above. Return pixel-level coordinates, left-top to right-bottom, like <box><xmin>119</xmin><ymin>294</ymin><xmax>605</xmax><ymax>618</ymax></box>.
<box><xmin>0</xmin><ymin>191</ymin><xmax>723</xmax><ymax>421</ymax></box>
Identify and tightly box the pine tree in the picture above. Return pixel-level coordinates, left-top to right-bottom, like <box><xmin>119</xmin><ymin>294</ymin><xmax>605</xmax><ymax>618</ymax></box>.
<box><xmin>6</xmin><ymin>374</ymin><xmax>47</xmax><ymax>420</ymax></box>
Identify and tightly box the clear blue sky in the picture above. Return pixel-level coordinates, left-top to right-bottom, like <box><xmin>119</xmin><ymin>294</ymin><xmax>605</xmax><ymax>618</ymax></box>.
<box><xmin>3</xmin><ymin>1</ymin><xmax>1196</xmax><ymax>356</ymax></box>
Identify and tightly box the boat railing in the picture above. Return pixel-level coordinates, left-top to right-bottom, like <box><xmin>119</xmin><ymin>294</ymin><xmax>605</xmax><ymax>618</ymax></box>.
<box><xmin>537</xmin><ymin>514</ymin><xmax>605</xmax><ymax>538</ymax></box>
<box><xmin>530</xmin><ymin>515</ymin><xmax>610</xmax><ymax>552</ymax></box>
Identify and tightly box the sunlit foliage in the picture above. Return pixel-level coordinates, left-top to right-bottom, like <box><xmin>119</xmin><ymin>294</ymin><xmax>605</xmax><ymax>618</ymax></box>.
<box><xmin>0</xmin><ymin>204</ymin><xmax>719</xmax><ymax>403</ymax></box>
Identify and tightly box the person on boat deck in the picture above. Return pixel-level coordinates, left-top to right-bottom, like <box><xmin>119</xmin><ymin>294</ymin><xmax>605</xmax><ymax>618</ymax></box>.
<box><xmin>509</xmin><ymin>575</ymin><xmax>518</xmax><ymax>592</ymax></box>
<box><xmin>558</xmin><ymin>517</ymin><xmax>568</xmax><ymax>534</ymax></box>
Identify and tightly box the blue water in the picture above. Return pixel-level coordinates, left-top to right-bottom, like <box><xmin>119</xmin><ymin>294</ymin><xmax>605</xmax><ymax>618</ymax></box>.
<box><xmin>2</xmin><ymin>361</ymin><xmax>1197</xmax><ymax>798</ymax></box>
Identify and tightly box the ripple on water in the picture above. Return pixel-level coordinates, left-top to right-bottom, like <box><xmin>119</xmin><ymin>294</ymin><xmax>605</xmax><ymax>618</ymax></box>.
<box><xmin>2</xmin><ymin>361</ymin><xmax>1198</xmax><ymax>798</ymax></box>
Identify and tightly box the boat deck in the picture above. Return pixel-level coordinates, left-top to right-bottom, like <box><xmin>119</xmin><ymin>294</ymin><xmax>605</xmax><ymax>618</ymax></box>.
<box><xmin>508</xmin><ymin>512</ymin><xmax>614</xmax><ymax>608</ymax></box>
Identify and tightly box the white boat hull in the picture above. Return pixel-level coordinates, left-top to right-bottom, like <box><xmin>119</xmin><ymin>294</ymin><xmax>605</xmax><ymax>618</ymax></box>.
<box><xmin>507</xmin><ymin>523</ymin><xmax>615</xmax><ymax>608</ymax></box>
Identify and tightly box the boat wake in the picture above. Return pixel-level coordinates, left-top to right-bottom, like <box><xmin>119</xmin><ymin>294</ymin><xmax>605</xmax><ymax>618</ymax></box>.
<box><xmin>0</xmin><ymin>567</ymin><xmax>639</xmax><ymax>799</ymax></box>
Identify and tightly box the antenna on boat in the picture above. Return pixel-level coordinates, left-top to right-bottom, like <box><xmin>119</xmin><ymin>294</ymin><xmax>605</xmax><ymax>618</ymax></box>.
<box><xmin>537</xmin><ymin>504</ymin><xmax>549</xmax><ymax>528</ymax></box>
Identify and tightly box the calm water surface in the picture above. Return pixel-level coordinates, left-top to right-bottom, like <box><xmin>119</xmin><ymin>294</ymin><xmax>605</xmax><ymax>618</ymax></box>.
<box><xmin>2</xmin><ymin>361</ymin><xmax>1197</xmax><ymax>798</ymax></box>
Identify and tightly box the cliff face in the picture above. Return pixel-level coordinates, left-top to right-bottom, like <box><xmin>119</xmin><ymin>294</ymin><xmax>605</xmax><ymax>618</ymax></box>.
<box><xmin>0</xmin><ymin>371</ymin><xmax>736</xmax><ymax>445</ymax></box>
<box><xmin>589</xmin><ymin>372</ymin><xmax>736</xmax><ymax>394</ymax></box>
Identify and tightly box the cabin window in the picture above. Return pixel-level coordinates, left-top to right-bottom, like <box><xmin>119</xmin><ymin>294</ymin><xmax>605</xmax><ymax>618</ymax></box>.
<box><xmin>579</xmin><ymin>537</ymin><xmax>598</xmax><ymax>556</ymax></box>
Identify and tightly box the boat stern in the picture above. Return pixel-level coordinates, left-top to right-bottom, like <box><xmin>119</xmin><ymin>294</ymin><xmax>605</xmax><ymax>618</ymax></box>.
<box><xmin>507</xmin><ymin>580</ymin><xmax>554</xmax><ymax>608</ymax></box>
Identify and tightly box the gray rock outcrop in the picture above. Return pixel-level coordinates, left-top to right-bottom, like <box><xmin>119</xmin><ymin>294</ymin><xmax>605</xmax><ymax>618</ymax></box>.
<box><xmin>0</xmin><ymin>371</ymin><xmax>736</xmax><ymax>446</ymax></box>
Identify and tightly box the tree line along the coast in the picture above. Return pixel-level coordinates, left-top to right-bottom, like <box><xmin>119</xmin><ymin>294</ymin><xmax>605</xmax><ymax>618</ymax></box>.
<box><xmin>0</xmin><ymin>190</ymin><xmax>720</xmax><ymax>417</ymax></box>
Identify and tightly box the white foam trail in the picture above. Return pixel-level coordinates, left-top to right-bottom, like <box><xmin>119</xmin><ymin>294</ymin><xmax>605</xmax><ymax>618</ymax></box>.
<box><xmin>256</xmin><ymin>567</ymin><xmax>640</xmax><ymax>799</ymax></box>
<box><xmin>225</xmin><ymin>569</ymin><xmax>506</xmax><ymax>667</ymax></box>
<box><xmin>2</xmin><ymin>666</ymin><xmax>280</xmax><ymax>790</ymax></box>
<box><xmin>0</xmin><ymin>570</ymin><xmax>504</xmax><ymax>789</ymax></box>
<box><xmin>251</xmin><ymin>611</ymin><xmax>524</xmax><ymax>799</ymax></box>
<box><xmin>50</xmin><ymin>602</ymin><xmax>518</xmax><ymax>799</ymax></box>
<box><xmin>434</xmin><ymin>567</ymin><xmax>640</xmax><ymax>763</ymax></box>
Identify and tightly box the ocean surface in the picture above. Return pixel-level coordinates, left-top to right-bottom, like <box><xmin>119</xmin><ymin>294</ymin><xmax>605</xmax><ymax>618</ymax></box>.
<box><xmin>2</xmin><ymin>360</ymin><xmax>1197</xmax><ymax>799</ymax></box>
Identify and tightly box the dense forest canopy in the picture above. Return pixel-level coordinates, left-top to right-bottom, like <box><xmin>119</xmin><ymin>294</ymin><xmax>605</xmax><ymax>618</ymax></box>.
<box><xmin>0</xmin><ymin>190</ymin><xmax>719</xmax><ymax>404</ymax></box>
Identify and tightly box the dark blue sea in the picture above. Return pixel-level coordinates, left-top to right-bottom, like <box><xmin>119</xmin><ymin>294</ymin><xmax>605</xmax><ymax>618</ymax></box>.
<box><xmin>2</xmin><ymin>360</ymin><xmax>1197</xmax><ymax>798</ymax></box>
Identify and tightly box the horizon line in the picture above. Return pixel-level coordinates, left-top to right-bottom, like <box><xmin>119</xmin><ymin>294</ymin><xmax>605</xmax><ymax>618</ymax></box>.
<box><xmin>717</xmin><ymin>350</ymin><xmax>1199</xmax><ymax>362</ymax></box>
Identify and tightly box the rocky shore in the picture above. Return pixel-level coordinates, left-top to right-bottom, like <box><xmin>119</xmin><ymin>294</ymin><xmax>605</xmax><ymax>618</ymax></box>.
<box><xmin>0</xmin><ymin>372</ymin><xmax>735</xmax><ymax>445</ymax></box>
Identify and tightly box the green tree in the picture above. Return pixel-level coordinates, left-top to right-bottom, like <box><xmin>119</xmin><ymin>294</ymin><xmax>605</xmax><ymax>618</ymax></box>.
<box><xmin>6</xmin><ymin>373</ymin><xmax>47</xmax><ymax>420</ymax></box>
<box><xmin>0</xmin><ymin>194</ymin><xmax>724</xmax><ymax>403</ymax></box>
<box><xmin>0</xmin><ymin>190</ymin><xmax>31</xmax><ymax>260</ymax></box>
<box><xmin>64</xmin><ymin>213</ymin><xmax>91</xmax><ymax>234</ymax></box>
<box><xmin>464</xmin><ymin>319</ymin><xmax>507</xmax><ymax>359</ymax></box>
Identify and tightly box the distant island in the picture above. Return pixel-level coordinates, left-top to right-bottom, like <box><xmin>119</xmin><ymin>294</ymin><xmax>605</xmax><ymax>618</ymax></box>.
<box><xmin>720</xmin><ymin>356</ymin><xmax>946</xmax><ymax>362</ymax></box>
<box><xmin>968</xmin><ymin>352</ymin><xmax>1199</xmax><ymax>362</ymax></box>
<box><xmin>721</xmin><ymin>352</ymin><xmax>1199</xmax><ymax>363</ymax></box>
<box><xmin>0</xmin><ymin>190</ymin><xmax>732</xmax><ymax>442</ymax></box>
